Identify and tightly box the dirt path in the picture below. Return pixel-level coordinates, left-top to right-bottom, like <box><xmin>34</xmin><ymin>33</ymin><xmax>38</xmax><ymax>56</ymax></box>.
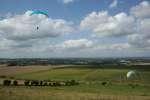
<box><xmin>0</xmin><ymin>65</ymin><xmax>69</xmax><ymax>76</ymax></box>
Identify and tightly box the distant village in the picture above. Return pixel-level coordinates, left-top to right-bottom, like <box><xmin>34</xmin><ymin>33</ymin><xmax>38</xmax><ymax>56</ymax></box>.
<box><xmin>0</xmin><ymin>57</ymin><xmax>150</xmax><ymax>67</ymax></box>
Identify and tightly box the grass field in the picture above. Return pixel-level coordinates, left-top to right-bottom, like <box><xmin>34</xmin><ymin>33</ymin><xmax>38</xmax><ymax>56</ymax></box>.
<box><xmin>0</xmin><ymin>86</ymin><xmax>150</xmax><ymax>100</ymax></box>
<box><xmin>14</xmin><ymin>67</ymin><xmax>150</xmax><ymax>83</ymax></box>
<box><xmin>0</xmin><ymin>65</ymin><xmax>150</xmax><ymax>100</ymax></box>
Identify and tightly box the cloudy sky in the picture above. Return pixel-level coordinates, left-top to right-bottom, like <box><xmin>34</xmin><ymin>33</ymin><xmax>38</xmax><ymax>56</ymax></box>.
<box><xmin>0</xmin><ymin>0</ymin><xmax>150</xmax><ymax>58</ymax></box>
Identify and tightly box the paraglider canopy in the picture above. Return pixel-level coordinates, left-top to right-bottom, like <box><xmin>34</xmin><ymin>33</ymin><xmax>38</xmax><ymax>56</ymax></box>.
<box><xmin>126</xmin><ymin>70</ymin><xmax>137</xmax><ymax>79</ymax></box>
<box><xmin>30</xmin><ymin>10</ymin><xmax>49</xmax><ymax>17</ymax></box>
<box><xmin>29</xmin><ymin>10</ymin><xmax>49</xmax><ymax>30</ymax></box>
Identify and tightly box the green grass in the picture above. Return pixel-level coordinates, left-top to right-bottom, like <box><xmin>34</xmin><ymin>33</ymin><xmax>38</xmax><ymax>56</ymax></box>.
<box><xmin>11</xmin><ymin>67</ymin><xmax>150</xmax><ymax>95</ymax></box>
<box><xmin>14</xmin><ymin>67</ymin><xmax>150</xmax><ymax>83</ymax></box>
<box><xmin>14</xmin><ymin>68</ymin><xmax>127</xmax><ymax>80</ymax></box>
<box><xmin>14</xmin><ymin>68</ymin><xmax>92</xmax><ymax>80</ymax></box>
<box><xmin>0</xmin><ymin>84</ymin><xmax>150</xmax><ymax>100</ymax></box>
<box><xmin>1</xmin><ymin>66</ymin><xmax>150</xmax><ymax>100</ymax></box>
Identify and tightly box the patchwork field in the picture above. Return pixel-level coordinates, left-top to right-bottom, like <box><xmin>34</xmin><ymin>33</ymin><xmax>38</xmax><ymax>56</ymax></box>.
<box><xmin>0</xmin><ymin>65</ymin><xmax>68</xmax><ymax>76</ymax></box>
<box><xmin>0</xmin><ymin>65</ymin><xmax>150</xmax><ymax>100</ymax></box>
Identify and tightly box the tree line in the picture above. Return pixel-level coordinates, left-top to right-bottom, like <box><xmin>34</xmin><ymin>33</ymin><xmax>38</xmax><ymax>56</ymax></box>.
<box><xmin>3</xmin><ymin>79</ymin><xmax>79</xmax><ymax>86</ymax></box>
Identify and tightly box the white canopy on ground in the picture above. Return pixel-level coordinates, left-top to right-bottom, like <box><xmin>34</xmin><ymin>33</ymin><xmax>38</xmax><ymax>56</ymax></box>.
<box><xmin>126</xmin><ymin>70</ymin><xmax>137</xmax><ymax>79</ymax></box>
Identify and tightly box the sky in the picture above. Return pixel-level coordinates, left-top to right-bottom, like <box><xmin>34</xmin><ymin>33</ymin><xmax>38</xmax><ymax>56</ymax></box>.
<box><xmin>0</xmin><ymin>0</ymin><xmax>150</xmax><ymax>58</ymax></box>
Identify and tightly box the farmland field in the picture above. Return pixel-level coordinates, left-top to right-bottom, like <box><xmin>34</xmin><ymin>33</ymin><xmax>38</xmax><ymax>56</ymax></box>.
<box><xmin>0</xmin><ymin>65</ymin><xmax>150</xmax><ymax>100</ymax></box>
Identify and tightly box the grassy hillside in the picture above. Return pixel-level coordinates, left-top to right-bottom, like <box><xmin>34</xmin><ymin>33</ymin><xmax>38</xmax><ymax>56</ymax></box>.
<box><xmin>14</xmin><ymin>67</ymin><xmax>150</xmax><ymax>83</ymax></box>
<box><xmin>0</xmin><ymin>65</ymin><xmax>150</xmax><ymax>100</ymax></box>
<box><xmin>0</xmin><ymin>86</ymin><xmax>150</xmax><ymax>100</ymax></box>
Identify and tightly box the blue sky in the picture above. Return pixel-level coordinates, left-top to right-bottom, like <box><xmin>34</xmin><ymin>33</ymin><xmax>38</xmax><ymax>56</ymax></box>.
<box><xmin>0</xmin><ymin>0</ymin><xmax>150</xmax><ymax>58</ymax></box>
<box><xmin>0</xmin><ymin>0</ymin><xmax>142</xmax><ymax>21</ymax></box>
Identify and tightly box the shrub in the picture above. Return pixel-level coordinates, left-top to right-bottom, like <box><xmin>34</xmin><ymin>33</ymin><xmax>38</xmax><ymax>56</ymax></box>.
<box><xmin>13</xmin><ymin>80</ymin><xmax>18</xmax><ymax>86</ymax></box>
<box><xmin>0</xmin><ymin>75</ymin><xmax>7</xmax><ymax>78</ymax></box>
<box><xmin>49</xmin><ymin>82</ymin><xmax>53</xmax><ymax>86</ymax></box>
<box><xmin>55</xmin><ymin>81</ymin><xmax>61</xmax><ymax>86</ymax></box>
<box><xmin>39</xmin><ymin>81</ymin><xmax>43</xmax><ymax>86</ymax></box>
<box><xmin>43</xmin><ymin>82</ymin><xmax>48</xmax><ymax>86</ymax></box>
<box><xmin>52</xmin><ymin>82</ymin><xmax>57</xmax><ymax>86</ymax></box>
<box><xmin>65</xmin><ymin>81</ymin><xmax>71</xmax><ymax>86</ymax></box>
<box><xmin>24</xmin><ymin>80</ymin><xmax>30</xmax><ymax>86</ymax></box>
<box><xmin>9</xmin><ymin>76</ymin><xmax>15</xmax><ymax>79</ymax></box>
<box><xmin>135</xmin><ymin>84</ymin><xmax>139</xmax><ymax>87</ymax></box>
<box><xmin>31</xmin><ymin>80</ymin><xmax>39</xmax><ymax>86</ymax></box>
<box><xmin>3</xmin><ymin>80</ymin><xmax>11</xmax><ymax>86</ymax></box>
<box><xmin>128</xmin><ymin>83</ymin><xmax>135</xmax><ymax>88</ymax></box>
<box><xmin>59</xmin><ymin>81</ymin><xmax>66</xmax><ymax>86</ymax></box>
<box><xmin>7</xmin><ymin>62</ymin><xmax>18</xmax><ymax>66</ymax></box>
<box><xmin>101</xmin><ymin>81</ymin><xmax>107</xmax><ymax>86</ymax></box>
<box><xmin>68</xmin><ymin>80</ymin><xmax>79</xmax><ymax>85</ymax></box>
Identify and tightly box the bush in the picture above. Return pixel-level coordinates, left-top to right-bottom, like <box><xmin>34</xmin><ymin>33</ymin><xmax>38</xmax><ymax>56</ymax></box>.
<box><xmin>24</xmin><ymin>80</ymin><xmax>30</xmax><ymax>86</ymax></box>
<box><xmin>52</xmin><ymin>82</ymin><xmax>57</xmax><ymax>86</ymax></box>
<box><xmin>13</xmin><ymin>80</ymin><xmax>18</xmax><ymax>86</ymax></box>
<box><xmin>101</xmin><ymin>81</ymin><xmax>107</xmax><ymax>86</ymax></box>
<box><xmin>48</xmin><ymin>82</ymin><xmax>52</xmax><ymax>86</ymax></box>
<box><xmin>69</xmin><ymin>80</ymin><xmax>79</xmax><ymax>85</ymax></box>
<box><xmin>31</xmin><ymin>80</ymin><xmax>39</xmax><ymax>86</ymax></box>
<box><xmin>9</xmin><ymin>76</ymin><xmax>15</xmax><ymax>79</ymax></box>
<box><xmin>55</xmin><ymin>81</ymin><xmax>61</xmax><ymax>86</ymax></box>
<box><xmin>0</xmin><ymin>75</ymin><xmax>7</xmax><ymax>78</ymax></box>
<box><xmin>3</xmin><ymin>80</ymin><xmax>11</xmax><ymax>86</ymax></box>
<box><xmin>39</xmin><ymin>81</ymin><xmax>43</xmax><ymax>86</ymax></box>
<box><xmin>43</xmin><ymin>81</ymin><xmax>48</xmax><ymax>86</ymax></box>
<box><xmin>7</xmin><ymin>62</ymin><xmax>18</xmax><ymax>66</ymax></box>
<box><xmin>65</xmin><ymin>81</ymin><xmax>72</xmax><ymax>86</ymax></box>
<box><xmin>128</xmin><ymin>83</ymin><xmax>136</xmax><ymax>88</ymax></box>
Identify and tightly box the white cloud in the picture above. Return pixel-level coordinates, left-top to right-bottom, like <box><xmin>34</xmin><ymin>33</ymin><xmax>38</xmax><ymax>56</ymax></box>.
<box><xmin>32</xmin><ymin>39</ymin><xmax>137</xmax><ymax>57</ymax></box>
<box><xmin>0</xmin><ymin>36</ymin><xmax>39</xmax><ymax>51</ymax></box>
<box><xmin>92</xmin><ymin>43</ymin><xmax>128</xmax><ymax>51</ymax></box>
<box><xmin>46</xmin><ymin>39</ymin><xmax>132</xmax><ymax>53</ymax></box>
<box><xmin>128</xmin><ymin>18</ymin><xmax>150</xmax><ymax>48</ymax></box>
<box><xmin>21</xmin><ymin>38</ymin><xmax>94</xmax><ymax>57</ymax></box>
<box><xmin>0</xmin><ymin>38</ymin><xmax>13</xmax><ymax>50</ymax></box>
<box><xmin>128</xmin><ymin>1</ymin><xmax>150</xmax><ymax>49</ymax></box>
<box><xmin>61</xmin><ymin>0</ymin><xmax>76</xmax><ymax>4</ymax></box>
<box><xmin>47</xmin><ymin>39</ymin><xmax>93</xmax><ymax>52</ymax></box>
<box><xmin>109</xmin><ymin>0</ymin><xmax>118</xmax><ymax>8</ymax></box>
<box><xmin>80</xmin><ymin>1</ymin><xmax>150</xmax><ymax>51</ymax></box>
<box><xmin>60</xmin><ymin>39</ymin><xmax>93</xmax><ymax>49</ymax></box>
<box><xmin>0</xmin><ymin>10</ymin><xmax>76</xmax><ymax>56</ymax></box>
<box><xmin>48</xmin><ymin>41</ymin><xmax>148</xmax><ymax>57</ymax></box>
<box><xmin>80</xmin><ymin>11</ymin><xmax>135</xmax><ymax>37</ymax></box>
<box><xmin>1</xmin><ymin>1</ymin><xmax>150</xmax><ymax>57</ymax></box>
<box><xmin>128</xmin><ymin>34</ymin><xmax>149</xmax><ymax>48</ymax></box>
<box><xmin>130</xmin><ymin>1</ymin><xmax>150</xmax><ymax>19</ymax></box>
<box><xmin>0</xmin><ymin>10</ymin><xmax>74</xmax><ymax>41</ymax></box>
